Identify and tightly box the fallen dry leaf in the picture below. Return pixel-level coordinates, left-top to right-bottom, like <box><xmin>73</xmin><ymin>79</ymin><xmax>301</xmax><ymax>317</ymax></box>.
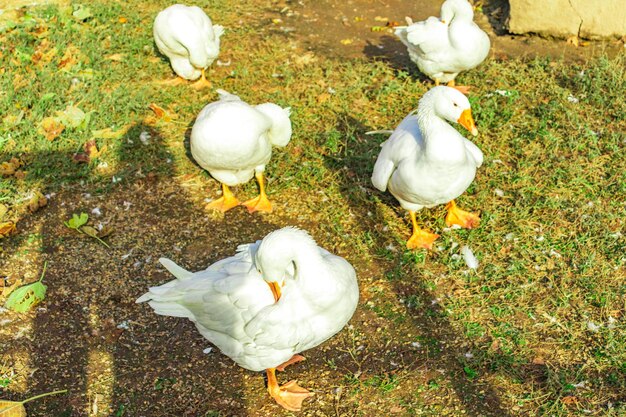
<box><xmin>317</xmin><ymin>93</ymin><xmax>331</xmax><ymax>103</ymax></box>
<box><xmin>105</xmin><ymin>53</ymin><xmax>125</xmax><ymax>62</ymax></box>
<box><xmin>0</xmin><ymin>400</ymin><xmax>27</xmax><ymax>416</ymax></box>
<box><xmin>1</xmin><ymin>277</ymin><xmax>23</xmax><ymax>298</ymax></box>
<box><xmin>118</xmin><ymin>16</ymin><xmax>128</xmax><ymax>23</ymax></box>
<box><xmin>3</xmin><ymin>111</ymin><xmax>24</xmax><ymax>127</ymax></box>
<box><xmin>293</xmin><ymin>52</ymin><xmax>317</xmax><ymax>68</ymax></box>
<box><xmin>72</xmin><ymin>153</ymin><xmax>90</xmax><ymax>164</ymax></box>
<box><xmin>27</xmin><ymin>191</ymin><xmax>48</xmax><ymax>213</ymax></box>
<box><xmin>84</xmin><ymin>139</ymin><xmax>106</xmax><ymax>159</ymax></box>
<box><xmin>532</xmin><ymin>356</ymin><xmax>545</xmax><ymax>365</ymax></box>
<box><xmin>97</xmin><ymin>225</ymin><xmax>113</xmax><ymax>238</ymax></box>
<box><xmin>340</xmin><ymin>38</ymin><xmax>353</xmax><ymax>45</ymax></box>
<box><xmin>148</xmin><ymin>103</ymin><xmax>172</xmax><ymax>122</ymax></box>
<box><xmin>92</xmin><ymin>124</ymin><xmax>131</xmax><ymax>139</ymax></box>
<box><xmin>0</xmin><ymin>158</ymin><xmax>21</xmax><ymax>176</ymax></box>
<box><xmin>58</xmin><ymin>45</ymin><xmax>79</xmax><ymax>70</ymax></box>
<box><xmin>561</xmin><ymin>395</ymin><xmax>578</xmax><ymax>405</ymax></box>
<box><xmin>0</xmin><ymin>222</ymin><xmax>16</xmax><ymax>238</ymax></box>
<box><xmin>32</xmin><ymin>39</ymin><xmax>57</xmax><ymax>66</ymax></box>
<box><xmin>12</xmin><ymin>73</ymin><xmax>29</xmax><ymax>91</ymax></box>
<box><xmin>39</xmin><ymin>117</ymin><xmax>65</xmax><ymax>141</ymax></box>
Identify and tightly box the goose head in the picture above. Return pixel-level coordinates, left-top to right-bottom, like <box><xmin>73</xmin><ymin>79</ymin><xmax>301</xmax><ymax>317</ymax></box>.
<box><xmin>421</xmin><ymin>86</ymin><xmax>478</xmax><ymax>136</ymax></box>
<box><xmin>254</xmin><ymin>227</ymin><xmax>317</xmax><ymax>302</ymax></box>
<box><xmin>440</xmin><ymin>0</ymin><xmax>474</xmax><ymax>24</ymax></box>
<box><xmin>255</xmin><ymin>103</ymin><xmax>293</xmax><ymax>147</ymax></box>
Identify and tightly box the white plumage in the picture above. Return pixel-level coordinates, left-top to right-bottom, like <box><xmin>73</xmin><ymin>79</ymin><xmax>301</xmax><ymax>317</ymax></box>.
<box><xmin>154</xmin><ymin>4</ymin><xmax>224</xmax><ymax>81</ymax></box>
<box><xmin>190</xmin><ymin>90</ymin><xmax>292</xmax><ymax>213</ymax></box>
<box><xmin>395</xmin><ymin>0</ymin><xmax>490</xmax><ymax>84</ymax></box>
<box><xmin>372</xmin><ymin>86</ymin><xmax>483</xmax><ymax>249</ymax></box>
<box><xmin>137</xmin><ymin>227</ymin><xmax>359</xmax><ymax>410</ymax></box>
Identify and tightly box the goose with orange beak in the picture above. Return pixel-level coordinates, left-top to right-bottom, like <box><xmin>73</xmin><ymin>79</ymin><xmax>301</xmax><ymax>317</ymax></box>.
<box><xmin>371</xmin><ymin>86</ymin><xmax>483</xmax><ymax>249</ymax></box>
<box><xmin>137</xmin><ymin>227</ymin><xmax>359</xmax><ymax>411</ymax></box>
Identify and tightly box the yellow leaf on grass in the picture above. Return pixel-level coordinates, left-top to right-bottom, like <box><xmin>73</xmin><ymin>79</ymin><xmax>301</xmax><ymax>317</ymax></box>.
<box><xmin>2</xmin><ymin>111</ymin><xmax>24</xmax><ymax>127</ymax></box>
<box><xmin>105</xmin><ymin>53</ymin><xmax>126</xmax><ymax>62</ymax></box>
<box><xmin>340</xmin><ymin>38</ymin><xmax>353</xmax><ymax>45</ymax></box>
<box><xmin>0</xmin><ymin>222</ymin><xmax>16</xmax><ymax>238</ymax></box>
<box><xmin>0</xmin><ymin>158</ymin><xmax>21</xmax><ymax>176</ymax></box>
<box><xmin>55</xmin><ymin>105</ymin><xmax>90</xmax><ymax>129</ymax></box>
<box><xmin>91</xmin><ymin>124</ymin><xmax>131</xmax><ymax>139</ymax></box>
<box><xmin>0</xmin><ymin>400</ymin><xmax>27</xmax><ymax>417</ymax></box>
<box><xmin>84</xmin><ymin>139</ymin><xmax>106</xmax><ymax>159</ymax></box>
<box><xmin>39</xmin><ymin>117</ymin><xmax>65</xmax><ymax>141</ymax></box>
<box><xmin>148</xmin><ymin>103</ymin><xmax>172</xmax><ymax>122</ymax></box>
<box><xmin>27</xmin><ymin>191</ymin><xmax>47</xmax><ymax>213</ymax></box>
<box><xmin>1</xmin><ymin>278</ymin><xmax>23</xmax><ymax>298</ymax></box>
<box><xmin>58</xmin><ymin>45</ymin><xmax>81</xmax><ymax>71</ymax></box>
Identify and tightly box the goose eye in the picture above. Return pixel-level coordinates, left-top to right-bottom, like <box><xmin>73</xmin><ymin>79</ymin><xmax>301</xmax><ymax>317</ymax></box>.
<box><xmin>453</xmin><ymin>103</ymin><xmax>458</xmax><ymax>107</ymax></box>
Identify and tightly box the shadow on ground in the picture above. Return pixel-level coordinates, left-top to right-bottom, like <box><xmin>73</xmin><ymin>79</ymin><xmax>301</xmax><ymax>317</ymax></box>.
<box><xmin>0</xmin><ymin>124</ymin><xmax>288</xmax><ymax>416</ymax></box>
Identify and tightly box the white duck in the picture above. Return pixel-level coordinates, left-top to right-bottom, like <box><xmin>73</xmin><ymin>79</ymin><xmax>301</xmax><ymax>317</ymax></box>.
<box><xmin>395</xmin><ymin>0</ymin><xmax>490</xmax><ymax>92</ymax></box>
<box><xmin>371</xmin><ymin>86</ymin><xmax>483</xmax><ymax>249</ymax></box>
<box><xmin>190</xmin><ymin>90</ymin><xmax>292</xmax><ymax>213</ymax></box>
<box><xmin>137</xmin><ymin>227</ymin><xmax>359</xmax><ymax>411</ymax></box>
<box><xmin>154</xmin><ymin>4</ymin><xmax>224</xmax><ymax>89</ymax></box>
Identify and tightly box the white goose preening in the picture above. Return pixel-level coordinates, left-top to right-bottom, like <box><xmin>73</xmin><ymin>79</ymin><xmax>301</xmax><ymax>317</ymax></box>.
<box><xmin>395</xmin><ymin>0</ymin><xmax>490</xmax><ymax>92</ymax></box>
<box><xmin>190</xmin><ymin>90</ymin><xmax>292</xmax><ymax>213</ymax></box>
<box><xmin>371</xmin><ymin>86</ymin><xmax>483</xmax><ymax>249</ymax></box>
<box><xmin>137</xmin><ymin>227</ymin><xmax>359</xmax><ymax>411</ymax></box>
<box><xmin>154</xmin><ymin>4</ymin><xmax>224</xmax><ymax>89</ymax></box>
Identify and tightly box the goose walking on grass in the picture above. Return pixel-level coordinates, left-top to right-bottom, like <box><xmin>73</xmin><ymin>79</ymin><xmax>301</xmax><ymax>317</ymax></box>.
<box><xmin>395</xmin><ymin>0</ymin><xmax>490</xmax><ymax>93</ymax></box>
<box><xmin>137</xmin><ymin>227</ymin><xmax>359</xmax><ymax>411</ymax></box>
<box><xmin>371</xmin><ymin>86</ymin><xmax>483</xmax><ymax>249</ymax></box>
<box><xmin>154</xmin><ymin>4</ymin><xmax>224</xmax><ymax>89</ymax></box>
<box><xmin>190</xmin><ymin>90</ymin><xmax>292</xmax><ymax>213</ymax></box>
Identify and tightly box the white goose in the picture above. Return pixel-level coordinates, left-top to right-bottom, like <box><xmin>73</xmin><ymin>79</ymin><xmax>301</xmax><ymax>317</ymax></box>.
<box><xmin>137</xmin><ymin>227</ymin><xmax>359</xmax><ymax>411</ymax></box>
<box><xmin>395</xmin><ymin>0</ymin><xmax>490</xmax><ymax>91</ymax></box>
<box><xmin>190</xmin><ymin>90</ymin><xmax>292</xmax><ymax>213</ymax></box>
<box><xmin>371</xmin><ymin>86</ymin><xmax>483</xmax><ymax>249</ymax></box>
<box><xmin>154</xmin><ymin>4</ymin><xmax>224</xmax><ymax>89</ymax></box>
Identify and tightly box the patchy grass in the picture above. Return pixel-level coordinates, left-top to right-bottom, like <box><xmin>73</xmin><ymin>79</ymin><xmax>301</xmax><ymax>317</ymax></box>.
<box><xmin>0</xmin><ymin>0</ymin><xmax>625</xmax><ymax>416</ymax></box>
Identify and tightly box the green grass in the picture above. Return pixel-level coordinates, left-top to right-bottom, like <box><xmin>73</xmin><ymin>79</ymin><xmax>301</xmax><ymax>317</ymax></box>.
<box><xmin>0</xmin><ymin>0</ymin><xmax>625</xmax><ymax>416</ymax></box>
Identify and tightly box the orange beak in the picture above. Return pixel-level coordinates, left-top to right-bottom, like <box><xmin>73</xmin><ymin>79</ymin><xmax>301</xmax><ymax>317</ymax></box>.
<box><xmin>457</xmin><ymin>109</ymin><xmax>478</xmax><ymax>137</ymax></box>
<box><xmin>267</xmin><ymin>281</ymin><xmax>281</xmax><ymax>303</ymax></box>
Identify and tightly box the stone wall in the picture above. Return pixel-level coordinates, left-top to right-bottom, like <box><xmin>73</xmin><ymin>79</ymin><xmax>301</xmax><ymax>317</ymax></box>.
<box><xmin>508</xmin><ymin>0</ymin><xmax>626</xmax><ymax>39</ymax></box>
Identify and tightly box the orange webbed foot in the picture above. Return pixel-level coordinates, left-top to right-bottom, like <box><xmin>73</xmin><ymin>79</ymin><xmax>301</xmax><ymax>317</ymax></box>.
<box><xmin>445</xmin><ymin>201</ymin><xmax>480</xmax><ymax>229</ymax></box>
<box><xmin>242</xmin><ymin>194</ymin><xmax>273</xmax><ymax>214</ymax></box>
<box><xmin>191</xmin><ymin>69</ymin><xmax>211</xmax><ymax>90</ymax></box>
<box><xmin>191</xmin><ymin>77</ymin><xmax>211</xmax><ymax>90</ymax></box>
<box><xmin>407</xmin><ymin>229</ymin><xmax>440</xmax><ymax>250</ymax></box>
<box><xmin>269</xmin><ymin>380</ymin><xmax>314</xmax><ymax>412</ymax></box>
<box><xmin>205</xmin><ymin>196</ymin><xmax>240</xmax><ymax>213</ymax></box>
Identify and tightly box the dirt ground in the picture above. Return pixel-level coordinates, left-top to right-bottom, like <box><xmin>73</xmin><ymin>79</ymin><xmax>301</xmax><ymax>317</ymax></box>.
<box><xmin>268</xmin><ymin>0</ymin><xmax>623</xmax><ymax>65</ymax></box>
<box><xmin>1</xmin><ymin>0</ymin><xmax>624</xmax><ymax>416</ymax></box>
